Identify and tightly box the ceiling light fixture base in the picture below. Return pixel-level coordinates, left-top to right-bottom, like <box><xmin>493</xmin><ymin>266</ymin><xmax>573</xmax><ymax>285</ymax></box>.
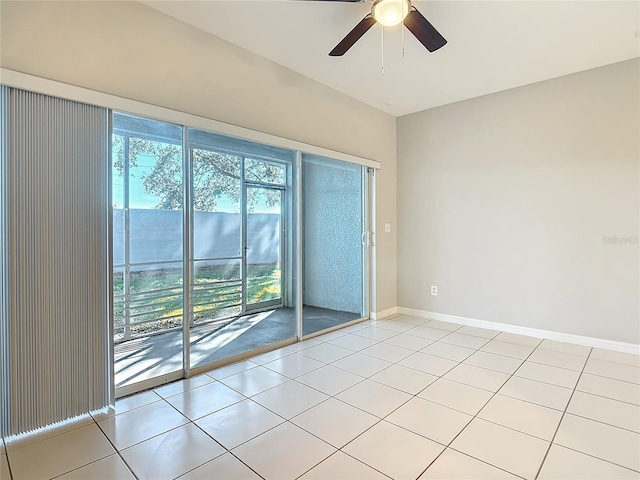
<box><xmin>371</xmin><ymin>0</ymin><xmax>411</xmax><ymax>27</ymax></box>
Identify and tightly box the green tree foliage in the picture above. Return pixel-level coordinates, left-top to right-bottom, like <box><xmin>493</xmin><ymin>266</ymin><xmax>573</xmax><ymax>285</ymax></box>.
<box><xmin>113</xmin><ymin>135</ymin><xmax>283</xmax><ymax>211</ymax></box>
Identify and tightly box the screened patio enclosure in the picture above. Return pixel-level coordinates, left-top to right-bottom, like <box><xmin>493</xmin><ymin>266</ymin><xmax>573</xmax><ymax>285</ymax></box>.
<box><xmin>113</xmin><ymin>112</ymin><xmax>372</xmax><ymax>393</ymax></box>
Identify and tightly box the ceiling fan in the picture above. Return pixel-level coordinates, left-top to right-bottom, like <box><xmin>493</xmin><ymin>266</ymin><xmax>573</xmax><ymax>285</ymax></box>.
<box><xmin>324</xmin><ymin>0</ymin><xmax>447</xmax><ymax>57</ymax></box>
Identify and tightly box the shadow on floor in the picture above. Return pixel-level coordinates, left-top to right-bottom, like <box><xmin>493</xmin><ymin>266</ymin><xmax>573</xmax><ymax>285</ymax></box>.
<box><xmin>114</xmin><ymin>306</ymin><xmax>361</xmax><ymax>388</ymax></box>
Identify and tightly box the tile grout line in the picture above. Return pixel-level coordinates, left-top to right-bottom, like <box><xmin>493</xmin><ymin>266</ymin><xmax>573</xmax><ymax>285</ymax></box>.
<box><xmin>175</xmin><ymin>344</ymin><xmax>383</xmax><ymax>478</ymax></box>
<box><xmin>320</xmin><ymin>324</ymin><xmax>533</xmax><ymax>418</ymax></box>
<box><xmin>526</xmin><ymin>366</ymin><xmax>640</xmax><ymax>473</ymax></box>
<box><xmin>569</xmin><ymin>388</ymin><xmax>640</xmax><ymax>408</ymax></box>
<box><xmin>584</xmin><ymin>354</ymin><xmax>640</xmax><ymax>369</ymax></box>
<box><xmin>533</xmin><ymin>347</ymin><xmax>593</xmax><ymax>480</ymax></box>
<box><xmin>3</xmin><ymin>437</ymin><xmax>15</xmax><ymax>480</ymax></box>
<box><xmin>287</xmin><ymin>361</ymin><xmax>409</xmax><ymax>480</ymax></box>
<box><xmin>213</xmin><ymin>371</ymin><xmax>372</xmax><ymax>478</ymax></box>
<box><xmin>290</xmin><ymin>322</ymin><xmax>532</xmax><ymax>478</ymax></box>
<box><xmin>259</xmin><ymin>321</ymin><xmax>469</xmax><ymax>478</ymax></box>
<box><xmin>116</xmin><ymin>389</ymin><xmax>265</xmax><ymax>480</ymax></box>
<box><xmin>562</xmin><ymin>411</ymin><xmax>640</xmax><ymax>436</ymax></box>
<box><xmin>173</xmin><ymin>448</ymin><xmax>266</xmax><ymax>480</ymax></box>
<box><xmin>428</xmin><ymin>333</ymin><xmax>615</xmax><ymax>473</ymax></box>
<box><xmin>327</xmin><ymin>318</ymin><xmax>640</xmax><ymax>476</ymax></box>
<box><xmin>92</xmin><ymin>409</ymin><xmax>141</xmax><ymax>480</ymax></box>
<box><xmin>294</xmin><ymin>449</ymin><xmax>393</xmax><ymax>480</ymax></box>
<box><xmin>3</xmin><ymin>418</ymin><xmax>113</xmax><ymax>478</ymax></box>
<box><xmin>106</xmin><ymin>387</ymin><xmax>254</xmax><ymax>479</ymax></box>
<box><xmin>166</xmin><ymin>397</ymin><xmax>267</xmax><ymax>480</ymax></box>
<box><xmin>0</xmin><ymin>363</ymin><xmax>490</xmax><ymax>479</ymax></box>
<box><xmin>11</xmin><ymin>315</ymin><xmax>636</xmax><ymax>479</ymax></box>
<box><xmin>121</xmin><ymin>323</ymin><xmax>639</xmax><ymax>479</ymax></box>
<box><xmin>180</xmin><ymin>325</ymin><xmax>640</xmax><ymax>479</ymax></box>
<box><xmin>571</xmin><ymin>368</ymin><xmax>640</xmax><ymax>386</ymax></box>
<box><xmin>225</xmin><ymin>450</ymin><xmax>266</xmax><ymax>480</ymax></box>
<box><xmin>413</xmin><ymin>335</ymin><xmax>545</xmax><ymax>480</ymax></box>
<box><xmin>542</xmin><ymin>443</ymin><xmax>640</xmax><ymax>475</ymax></box>
<box><xmin>47</xmin><ymin>452</ymin><xmax>134</xmax><ymax>480</ymax></box>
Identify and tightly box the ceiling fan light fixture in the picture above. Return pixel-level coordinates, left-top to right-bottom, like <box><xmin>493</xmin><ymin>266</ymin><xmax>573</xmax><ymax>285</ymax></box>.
<box><xmin>372</xmin><ymin>0</ymin><xmax>411</xmax><ymax>27</ymax></box>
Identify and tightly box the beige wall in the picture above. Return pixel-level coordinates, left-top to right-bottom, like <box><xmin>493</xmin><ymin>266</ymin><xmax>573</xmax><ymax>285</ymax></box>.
<box><xmin>397</xmin><ymin>59</ymin><xmax>639</xmax><ymax>343</ymax></box>
<box><xmin>0</xmin><ymin>0</ymin><xmax>397</xmax><ymax>312</ymax></box>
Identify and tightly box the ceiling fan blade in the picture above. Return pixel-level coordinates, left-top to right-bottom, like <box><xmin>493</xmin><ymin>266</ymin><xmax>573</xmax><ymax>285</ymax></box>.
<box><xmin>329</xmin><ymin>15</ymin><xmax>376</xmax><ymax>56</ymax></box>
<box><xmin>403</xmin><ymin>8</ymin><xmax>447</xmax><ymax>52</ymax></box>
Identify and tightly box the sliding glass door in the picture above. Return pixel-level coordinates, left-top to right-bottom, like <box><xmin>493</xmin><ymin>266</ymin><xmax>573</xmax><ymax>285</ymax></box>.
<box><xmin>111</xmin><ymin>113</ymin><xmax>371</xmax><ymax>395</ymax></box>
<box><xmin>187</xmin><ymin>131</ymin><xmax>294</xmax><ymax>370</ymax></box>
<box><xmin>112</xmin><ymin>114</ymin><xmax>184</xmax><ymax>390</ymax></box>
<box><xmin>188</xmin><ymin>142</ymin><xmax>243</xmax><ymax>369</ymax></box>
<box><xmin>301</xmin><ymin>155</ymin><xmax>368</xmax><ymax>336</ymax></box>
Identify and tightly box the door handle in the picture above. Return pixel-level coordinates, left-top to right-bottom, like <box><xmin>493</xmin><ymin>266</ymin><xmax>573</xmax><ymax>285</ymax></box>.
<box><xmin>361</xmin><ymin>232</ymin><xmax>371</xmax><ymax>246</ymax></box>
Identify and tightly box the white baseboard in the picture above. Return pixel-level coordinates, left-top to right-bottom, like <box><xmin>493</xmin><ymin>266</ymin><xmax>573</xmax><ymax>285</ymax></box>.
<box><xmin>396</xmin><ymin>307</ymin><xmax>640</xmax><ymax>356</ymax></box>
<box><xmin>371</xmin><ymin>306</ymin><xmax>398</xmax><ymax>321</ymax></box>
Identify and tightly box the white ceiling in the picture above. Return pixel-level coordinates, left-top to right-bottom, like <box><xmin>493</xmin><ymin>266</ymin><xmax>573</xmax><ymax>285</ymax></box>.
<box><xmin>142</xmin><ymin>1</ymin><xmax>640</xmax><ymax>117</ymax></box>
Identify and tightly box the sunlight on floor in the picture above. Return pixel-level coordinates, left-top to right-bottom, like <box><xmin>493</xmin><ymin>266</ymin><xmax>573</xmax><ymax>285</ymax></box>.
<box><xmin>189</xmin><ymin>311</ymin><xmax>272</xmax><ymax>365</ymax></box>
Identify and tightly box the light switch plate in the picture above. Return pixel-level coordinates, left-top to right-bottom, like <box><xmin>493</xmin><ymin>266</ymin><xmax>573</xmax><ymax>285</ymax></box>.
<box><xmin>384</xmin><ymin>223</ymin><xmax>391</xmax><ymax>233</ymax></box>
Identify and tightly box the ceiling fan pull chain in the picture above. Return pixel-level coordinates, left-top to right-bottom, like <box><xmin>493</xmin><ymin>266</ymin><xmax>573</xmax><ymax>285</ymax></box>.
<box><xmin>381</xmin><ymin>25</ymin><xmax>385</xmax><ymax>75</ymax></box>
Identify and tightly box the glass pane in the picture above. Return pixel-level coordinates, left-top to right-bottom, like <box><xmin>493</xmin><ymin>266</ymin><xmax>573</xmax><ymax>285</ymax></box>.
<box><xmin>113</xmin><ymin>265</ymin><xmax>125</xmax><ymax>337</ymax></box>
<box><xmin>302</xmin><ymin>155</ymin><xmax>364</xmax><ymax>336</ymax></box>
<box><xmin>112</xmin><ymin>113</ymin><xmax>183</xmax><ymax>389</ymax></box>
<box><xmin>112</xmin><ymin>134</ymin><xmax>125</xmax><ymax>267</ymax></box>
<box><xmin>189</xmin><ymin>129</ymin><xmax>244</xmax><ymax>370</ymax></box>
<box><xmin>189</xmin><ymin>259</ymin><xmax>244</xmax><ymax>368</ymax></box>
<box><xmin>192</xmin><ymin>259</ymin><xmax>242</xmax><ymax>323</ymax></box>
<box><xmin>245</xmin><ymin>158</ymin><xmax>286</xmax><ymax>185</ymax></box>
<box><xmin>127</xmin><ymin>262</ymin><xmax>184</xmax><ymax>336</ymax></box>
<box><xmin>128</xmin><ymin>135</ymin><xmax>183</xmax><ymax>263</ymax></box>
<box><xmin>246</xmin><ymin>187</ymin><xmax>282</xmax><ymax>307</ymax></box>
<box><xmin>192</xmin><ymin>148</ymin><xmax>241</xmax><ymax>259</ymax></box>
<box><xmin>188</xmin><ymin>128</ymin><xmax>294</xmax><ymax>370</ymax></box>
<box><xmin>129</xmin><ymin>210</ymin><xmax>183</xmax><ymax>263</ymax></box>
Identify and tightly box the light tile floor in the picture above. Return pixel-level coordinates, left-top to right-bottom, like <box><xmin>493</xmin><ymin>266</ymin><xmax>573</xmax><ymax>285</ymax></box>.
<box><xmin>3</xmin><ymin>314</ymin><xmax>640</xmax><ymax>480</ymax></box>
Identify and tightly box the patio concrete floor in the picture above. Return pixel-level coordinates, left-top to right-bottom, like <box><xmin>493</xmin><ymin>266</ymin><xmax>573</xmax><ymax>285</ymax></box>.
<box><xmin>114</xmin><ymin>306</ymin><xmax>361</xmax><ymax>389</ymax></box>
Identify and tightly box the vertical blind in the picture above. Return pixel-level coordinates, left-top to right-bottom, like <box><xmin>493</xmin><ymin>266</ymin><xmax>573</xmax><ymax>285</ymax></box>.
<box><xmin>0</xmin><ymin>88</ymin><xmax>112</xmax><ymax>437</ymax></box>
<box><xmin>0</xmin><ymin>87</ymin><xmax>10</xmax><ymax>436</ymax></box>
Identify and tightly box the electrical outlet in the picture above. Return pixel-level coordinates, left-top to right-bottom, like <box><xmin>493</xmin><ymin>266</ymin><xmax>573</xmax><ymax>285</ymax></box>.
<box><xmin>431</xmin><ymin>285</ymin><xmax>438</xmax><ymax>296</ymax></box>
<box><xmin>384</xmin><ymin>223</ymin><xmax>391</xmax><ymax>233</ymax></box>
